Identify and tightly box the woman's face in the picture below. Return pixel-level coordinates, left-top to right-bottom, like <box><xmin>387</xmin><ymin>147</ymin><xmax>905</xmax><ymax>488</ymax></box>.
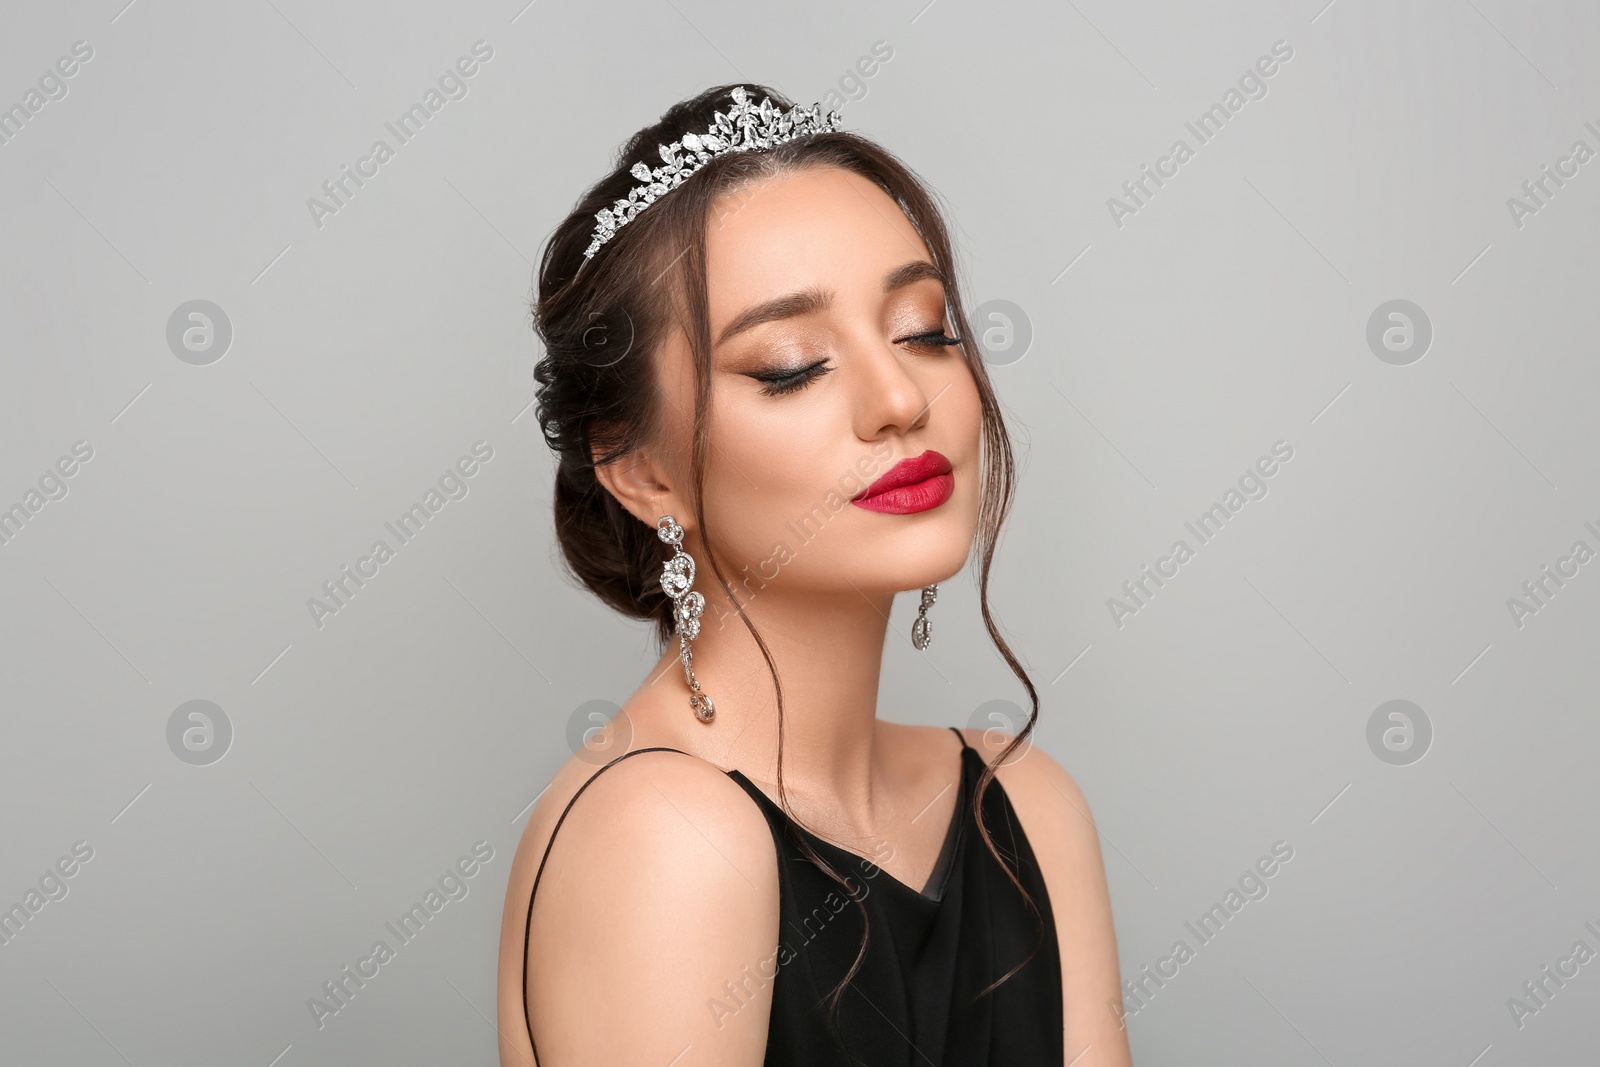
<box><xmin>648</xmin><ymin>163</ymin><xmax>983</xmax><ymax>609</ymax></box>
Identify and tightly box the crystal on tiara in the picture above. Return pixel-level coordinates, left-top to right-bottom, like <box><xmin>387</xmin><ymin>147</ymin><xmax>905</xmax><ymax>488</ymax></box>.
<box><xmin>583</xmin><ymin>86</ymin><xmax>844</xmax><ymax>261</ymax></box>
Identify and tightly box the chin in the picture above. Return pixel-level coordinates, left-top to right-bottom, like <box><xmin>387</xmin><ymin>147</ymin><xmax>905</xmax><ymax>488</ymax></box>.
<box><xmin>871</xmin><ymin>524</ymin><xmax>975</xmax><ymax>592</ymax></box>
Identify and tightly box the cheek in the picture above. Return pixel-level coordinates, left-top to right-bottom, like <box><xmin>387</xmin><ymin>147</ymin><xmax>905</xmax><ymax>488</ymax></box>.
<box><xmin>944</xmin><ymin>362</ymin><xmax>985</xmax><ymax>523</ymax></box>
<box><xmin>700</xmin><ymin>399</ymin><xmax>838</xmax><ymax>543</ymax></box>
<box><xmin>944</xmin><ymin>358</ymin><xmax>984</xmax><ymax>448</ymax></box>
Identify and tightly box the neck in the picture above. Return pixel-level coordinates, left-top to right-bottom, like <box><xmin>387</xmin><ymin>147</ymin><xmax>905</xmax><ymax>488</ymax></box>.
<box><xmin>643</xmin><ymin>576</ymin><xmax>899</xmax><ymax>810</ymax></box>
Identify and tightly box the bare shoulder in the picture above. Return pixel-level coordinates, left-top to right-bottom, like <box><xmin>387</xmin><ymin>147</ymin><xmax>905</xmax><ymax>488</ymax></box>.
<box><xmin>496</xmin><ymin>747</ymin><xmax>778</xmax><ymax>1066</ymax></box>
<box><xmin>956</xmin><ymin>726</ymin><xmax>1133</xmax><ymax>1067</ymax></box>
<box><xmin>955</xmin><ymin>725</ymin><xmax>1100</xmax><ymax>898</ymax></box>
<box><xmin>956</xmin><ymin>726</ymin><xmax>1092</xmax><ymax>816</ymax></box>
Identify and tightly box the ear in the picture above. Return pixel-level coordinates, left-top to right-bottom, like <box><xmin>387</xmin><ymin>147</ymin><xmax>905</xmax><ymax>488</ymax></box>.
<box><xmin>591</xmin><ymin>441</ymin><xmax>692</xmax><ymax>535</ymax></box>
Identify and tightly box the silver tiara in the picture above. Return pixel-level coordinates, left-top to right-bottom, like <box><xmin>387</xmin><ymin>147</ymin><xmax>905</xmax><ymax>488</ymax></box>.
<box><xmin>584</xmin><ymin>85</ymin><xmax>845</xmax><ymax>260</ymax></box>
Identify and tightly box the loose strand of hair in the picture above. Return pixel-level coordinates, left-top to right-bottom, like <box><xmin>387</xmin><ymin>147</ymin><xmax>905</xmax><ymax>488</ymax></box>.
<box><xmin>968</xmin><ymin>375</ymin><xmax>1047</xmax><ymax>1000</ymax></box>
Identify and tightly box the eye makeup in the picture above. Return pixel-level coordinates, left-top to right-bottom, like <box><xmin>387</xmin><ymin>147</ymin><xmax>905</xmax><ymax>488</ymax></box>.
<box><xmin>744</xmin><ymin>325</ymin><xmax>963</xmax><ymax>398</ymax></box>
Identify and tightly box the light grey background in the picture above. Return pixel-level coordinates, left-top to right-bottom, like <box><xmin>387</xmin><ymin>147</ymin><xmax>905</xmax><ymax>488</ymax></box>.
<box><xmin>2</xmin><ymin>0</ymin><xmax>1597</xmax><ymax>1064</ymax></box>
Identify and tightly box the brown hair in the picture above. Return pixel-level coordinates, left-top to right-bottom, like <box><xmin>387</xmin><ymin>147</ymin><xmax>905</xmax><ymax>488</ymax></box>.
<box><xmin>529</xmin><ymin>82</ymin><xmax>1043</xmax><ymax>1034</ymax></box>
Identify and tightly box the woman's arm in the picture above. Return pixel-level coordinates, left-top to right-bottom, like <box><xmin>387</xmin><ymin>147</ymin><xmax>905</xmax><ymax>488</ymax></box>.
<box><xmin>497</xmin><ymin>752</ymin><xmax>780</xmax><ymax>1066</ymax></box>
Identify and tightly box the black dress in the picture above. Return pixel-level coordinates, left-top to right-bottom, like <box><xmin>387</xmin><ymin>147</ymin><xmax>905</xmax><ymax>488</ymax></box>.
<box><xmin>522</xmin><ymin>726</ymin><xmax>1063</xmax><ymax>1065</ymax></box>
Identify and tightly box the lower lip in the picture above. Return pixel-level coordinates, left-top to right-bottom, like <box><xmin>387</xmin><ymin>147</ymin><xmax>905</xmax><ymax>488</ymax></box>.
<box><xmin>851</xmin><ymin>473</ymin><xmax>955</xmax><ymax>515</ymax></box>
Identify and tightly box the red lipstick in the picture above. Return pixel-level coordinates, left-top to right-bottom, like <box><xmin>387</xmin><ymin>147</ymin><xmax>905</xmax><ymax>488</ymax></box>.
<box><xmin>851</xmin><ymin>450</ymin><xmax>954</xmax><ymax>515</ymax></box>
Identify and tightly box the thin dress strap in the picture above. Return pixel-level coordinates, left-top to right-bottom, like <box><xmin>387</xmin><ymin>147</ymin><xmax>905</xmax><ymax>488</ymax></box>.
<box><xmin>520</xmin><ymin>745</ymin><xmax>692</xmax><ymax>1057</ymax></box>
<box><xmin>948</xmin><ymin>724</ymin><xmax>970</xmax><ymax>750</ymax></box>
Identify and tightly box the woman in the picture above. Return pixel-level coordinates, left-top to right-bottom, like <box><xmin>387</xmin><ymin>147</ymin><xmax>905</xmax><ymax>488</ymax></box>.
<box><xmin>496</xmin><ymin>82</ymin><xmax>1131</xmax><ymax>1066</ymax></box>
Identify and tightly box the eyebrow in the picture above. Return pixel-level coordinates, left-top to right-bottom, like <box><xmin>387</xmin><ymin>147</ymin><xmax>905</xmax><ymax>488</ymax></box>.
<box><xmin>714</xmin><ymin>259</ymin><xmax>945</xmax><ymax>348</ymax></box>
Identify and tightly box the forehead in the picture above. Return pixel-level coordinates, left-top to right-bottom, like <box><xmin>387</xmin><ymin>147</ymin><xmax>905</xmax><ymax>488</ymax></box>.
<box><xmin>702</xmin><ymin>165</ymin><xmax>931</xmax><ymax>322</ymax></box>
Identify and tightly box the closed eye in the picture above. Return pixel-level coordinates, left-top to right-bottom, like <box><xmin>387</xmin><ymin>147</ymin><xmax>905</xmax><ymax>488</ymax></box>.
<box><xmin>748</xmin><ymin>329</ymin><xmax>962</xmax><ymax>398</ymax></box>
<box><xmin>750</xmin><ymin>359</ymin><xmax>832</xmax><ymax>397</ymax></box>
<box><xmin>897</xmin><ymin>328</ymin><xmax>963</xmax><ymax>349</ymax></box>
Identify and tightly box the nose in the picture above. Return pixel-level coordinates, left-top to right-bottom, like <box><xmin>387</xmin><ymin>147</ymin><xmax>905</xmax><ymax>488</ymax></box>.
<box><xmin>851</xmin><ymin>332</ymin><xmax>935</xmax><ymax>442</ymax></box>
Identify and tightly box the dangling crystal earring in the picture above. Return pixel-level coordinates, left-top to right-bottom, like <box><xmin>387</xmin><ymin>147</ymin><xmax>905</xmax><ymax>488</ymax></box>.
<box><xmin>657</xmin><ymin>515</ymin><xmax>715</xmax><ymax>723</ymax></box>
<box><xmin>911</xmin><ymin>584</ymin><xmax>938</xmax><ymax>650</ymax></box>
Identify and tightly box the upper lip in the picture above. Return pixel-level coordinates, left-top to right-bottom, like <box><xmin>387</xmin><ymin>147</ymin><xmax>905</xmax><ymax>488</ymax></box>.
<box><xmin>854</xmin><ymin>450</ymin><xmax>953</xmax><ymax>500</ymax></box>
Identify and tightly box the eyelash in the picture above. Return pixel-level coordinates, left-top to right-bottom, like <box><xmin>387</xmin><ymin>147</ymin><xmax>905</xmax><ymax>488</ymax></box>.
<box><xmin>753</xmin><ymin>329</ymin><xmax>963</xmax><ymax>397</ymax></box>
